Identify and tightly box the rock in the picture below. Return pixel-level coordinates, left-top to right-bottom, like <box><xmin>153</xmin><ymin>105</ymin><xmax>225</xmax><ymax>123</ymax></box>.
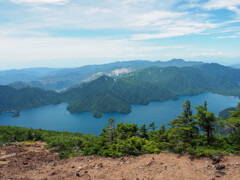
<box><xmin>98</xmin><ymin>163</ymin><xmax>103</xmax><ymax>168</ymax></box>
<box><xmin>215</xmin><ymin>171</ymin><xmax>225</xmax><ymax>177</ymax></box>
<box><xmin>76</xmin><ymin>172</ymin><xmax>81</xmax><ymax>177</ymax></box>
<box><xmin>84</xmin><ymin>171</ymin><xmax>88</xmax><ymax>174</ymax></box>
<box><xmin>134</xmin><ymin>178</ymin><xmax>140</xmax><ymax>180</ymax></box>
<box><xmin>216</xmin><ymin>164</ymin><xmax>225</xmax><ymax>170</ymax></box>
<box><xmin>51</xmin><ymin>171</ymin><xmax>56</xmax><ymax>176</ymax></box>
<box><xmin>146</xmin><ymin>162</ymin><xmax>152</xmax><ymax>166</ymax></box>
<box><xmin>212</xmin><ymin>157</ymin><xmax>221</xmax><ymax>165</ymax></box>
<box><xmin>76</xmin><ymin>166</ymin><xmax>83</xmax><ymax>172</ymax></box>
<box><xmin>72</xmin><ymin>165</ymin><xmax>75</xmax><ymax>168</ymax></box>
<box><xmin>8</xmin><ymin>153</ymin><xmax>16</xmax><ymax>158</ymax></box>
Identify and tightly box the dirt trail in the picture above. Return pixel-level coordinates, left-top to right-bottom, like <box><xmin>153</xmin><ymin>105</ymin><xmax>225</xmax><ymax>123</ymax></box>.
<box><xmin>0</xmin><ymin>142</ymin><xmax>239</xmax><ymax>180</ymax></box>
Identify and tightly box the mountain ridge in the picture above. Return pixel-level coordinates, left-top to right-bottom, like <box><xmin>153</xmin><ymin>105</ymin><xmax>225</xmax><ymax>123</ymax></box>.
<box><xmin>1</xmin><ymin>62</ymin><xmax>240</xmax><ymax>118</ymax></box>
<box><xmin>61</xmin><ymin>63</ymin><xmax>240</xmax><ymax>117</ymax></box>
<box><xmin>0</xmin><ymin>59</ymin><xmax>204</xmax><ymax>90</ymax></box>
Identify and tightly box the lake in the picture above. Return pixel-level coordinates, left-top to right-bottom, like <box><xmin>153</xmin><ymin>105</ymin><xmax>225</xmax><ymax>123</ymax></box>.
<box><xmin>0</xmin><ymin>93</ymin><xmax>239</xmax><ymax>135</ymax></box>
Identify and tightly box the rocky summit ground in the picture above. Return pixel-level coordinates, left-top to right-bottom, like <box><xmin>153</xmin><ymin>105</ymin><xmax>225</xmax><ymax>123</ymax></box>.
<box><xmin>0</xmin><ymin>142</ymin><xmax>239</xmax><ymax>180</ymax></box>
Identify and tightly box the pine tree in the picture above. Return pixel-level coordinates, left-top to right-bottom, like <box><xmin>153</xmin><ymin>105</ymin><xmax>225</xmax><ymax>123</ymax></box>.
<box><xmin>100</xmin><ymin>118</ymin><xmax>116</xmax><ymax>144</ymax></box>
<box><xmin>195</xmin><ymin>101</ymin><xmax>216</xmax><ymax>144</ymax></box>
<box><xmin>169</xmin><ymin>101</ymin><xmax>198</xmax><ymax>139</ymax></box>
<box><xmin>168</xmin><ymin>101</ymin><xmax>199</xmax><ymax>152</ymax></box>
<box><xmin>139</xmin><ymin>124</ymin><xmax>149</xmax><ymax>139</ymax></box>
<box><xmin>148</xmin><ymin>122</ymin><xmax>156</xmax><ymax>131</ymax></box>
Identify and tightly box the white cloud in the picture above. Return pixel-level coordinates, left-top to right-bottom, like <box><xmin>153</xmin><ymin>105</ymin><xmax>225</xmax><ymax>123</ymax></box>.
<box><xmin>131</xmin><ymin>11</ymin><xmax>187</xmax><ymax>27</ymax></box>
<box><xmin>203</xmin><ymin>0</ymin><xmax>240</xmax><ymax>10</ymax></box>
<box><xmin>203</xmin><ymin>0</ymin><xmax>240</xmax><ymax>19</ymax></box>
<box><xmin>0</xmin><ymin>37</ymin><xmax>186</xmax><ymax>65</ymax></box>
<box><xmin>131</xmin><ymin>31</ymin><xmax>192</xmax><ymax>40</ymax></box>
<box><xmin>186</xmin><ymin>52</ymin><xmax>239</xmax><ymax>58</ymax></box>
<box><xmin>131</xmin><ymin>21</ymin><xmax>218</xmax><ymax>40</ymax></box>
<box><xmin>0</xmin><ymin>0</ymin><xmax>239</xmax><ymax>68</ymax></box>
<box><xmin>124</xmin><ymin>0</ymin><xmax>156</xmax><ymax>4</ymax></box>
<box><xmin>10</xmin><ymin>0</ymin><xmax>69</xmax><ymax>5</ymax></box>
<box><xmin>1</xmin><ymin>0</ymin><xmax>217</xmax><ymax>34</ymax></box>
<box><xmin>212</xmin><ymin>35</ymin><xmax>240</xmax><ymax>39</ymax></box>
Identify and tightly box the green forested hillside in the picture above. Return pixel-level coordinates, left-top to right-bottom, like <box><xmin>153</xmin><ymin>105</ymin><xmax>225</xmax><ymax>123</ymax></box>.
<box><xmin>121</xmin><ymin>64</ymin><xmax>240</xmax><ymax>95</ymax></box>
<box><xmin>1</xmin><ymin>63</ymin><xmax>240</xmax><ymax>118</ymax></box>
<box><xmin>62</xmin><ymin>75</ymin><xmax>176</xmax><ymax>117</ymax></box>
<box><xmin>61</xmin><ymin>63</ymin><xmax>240</xmax><ymax>117</ymax></box>
<box><xmin>0</xmin><ymin>86</ymin><xmax>61</xmax><ymax>114</ymax></box>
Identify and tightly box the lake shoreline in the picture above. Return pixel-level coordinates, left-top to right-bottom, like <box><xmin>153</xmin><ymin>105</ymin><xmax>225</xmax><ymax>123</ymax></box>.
<box><xmin>0</xmin><ymin>93</ymin><xmax>239</xmax><ymax>135</ymax></box>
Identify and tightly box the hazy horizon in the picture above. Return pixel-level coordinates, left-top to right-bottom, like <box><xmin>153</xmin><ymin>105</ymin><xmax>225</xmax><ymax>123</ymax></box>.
<box><xmin>0</xmin><ymin>58</ymin><xmax>238</xmax><ymax>71</ymax></box>
<box><xmin>0</xmin><ymin>0</ymin><xmax>240</xmax><ymax>70</ymax></box>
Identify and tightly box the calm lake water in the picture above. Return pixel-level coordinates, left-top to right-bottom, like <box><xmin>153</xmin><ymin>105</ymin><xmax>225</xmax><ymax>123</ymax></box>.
<box><xmin>0</xmin><ymin>93</ymin><xmax>239</xmax><ymax>135</ymax></box>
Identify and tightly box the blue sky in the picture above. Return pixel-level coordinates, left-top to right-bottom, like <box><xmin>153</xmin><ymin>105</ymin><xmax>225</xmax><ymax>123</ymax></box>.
<box><xmin>0</xmin><ymin>0</ymin><xmax>240</xmax><ymax>69</ymax></box>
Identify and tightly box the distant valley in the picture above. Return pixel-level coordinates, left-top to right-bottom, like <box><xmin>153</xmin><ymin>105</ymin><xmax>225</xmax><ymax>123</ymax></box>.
<box><xmin>0</xmin><ymin>59</ymin><xmax>240</xmax><ymax>118</ymax></box>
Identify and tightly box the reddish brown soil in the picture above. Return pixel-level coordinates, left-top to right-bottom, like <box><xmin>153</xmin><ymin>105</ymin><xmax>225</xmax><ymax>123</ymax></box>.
<box><xmin>0</xmin><ymin>142</ymin><xmax>239</xmax><ymax>180</ymax></box>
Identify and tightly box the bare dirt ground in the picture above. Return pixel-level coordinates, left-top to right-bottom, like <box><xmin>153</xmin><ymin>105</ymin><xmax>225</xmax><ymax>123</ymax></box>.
<box><xmin>0</xmin><ymin>142</ymin><xmax>239</xmax><ymax>180</ymax></box>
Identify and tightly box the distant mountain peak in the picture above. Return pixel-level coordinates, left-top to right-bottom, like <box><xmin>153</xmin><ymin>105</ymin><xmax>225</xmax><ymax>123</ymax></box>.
<box><xmin>169</xmin><ymin>59</ymin><xmax>185</xmax><ymax>63</ymax></box>
<box><xmin>98</xmin><ymin>75</ymin><xmax>112</xmax><ymax>80</ymax></box>
<box><xmin>94</xmin><ymin>75</ymin><xmax>114</xmax><ymax>83</ymax></box>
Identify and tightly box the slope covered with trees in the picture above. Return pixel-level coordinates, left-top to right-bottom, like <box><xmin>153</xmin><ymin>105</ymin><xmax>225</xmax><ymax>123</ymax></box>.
<box><xmin>0</xmin><ymin>86</ymin><xmax>61</xmax><ymax>114</ymax></box>
<box><xmin>62</xmin><ymin>75</ymin><xmax>176</xmax><ymax>117</ymax></box>
<box><xmin>1</xmin><ymin>62</ymin><xmax>240</xmax><ymax>118</ymax></box>
<box><xmin>61</xmin><ymin>63</ymin><xmax>240</xmax><ymax>117</ymax></box>
<box><xmin>120</xmin><ymin>63</ymin><xmax>240</xmax><ymax>95</ymax></box>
